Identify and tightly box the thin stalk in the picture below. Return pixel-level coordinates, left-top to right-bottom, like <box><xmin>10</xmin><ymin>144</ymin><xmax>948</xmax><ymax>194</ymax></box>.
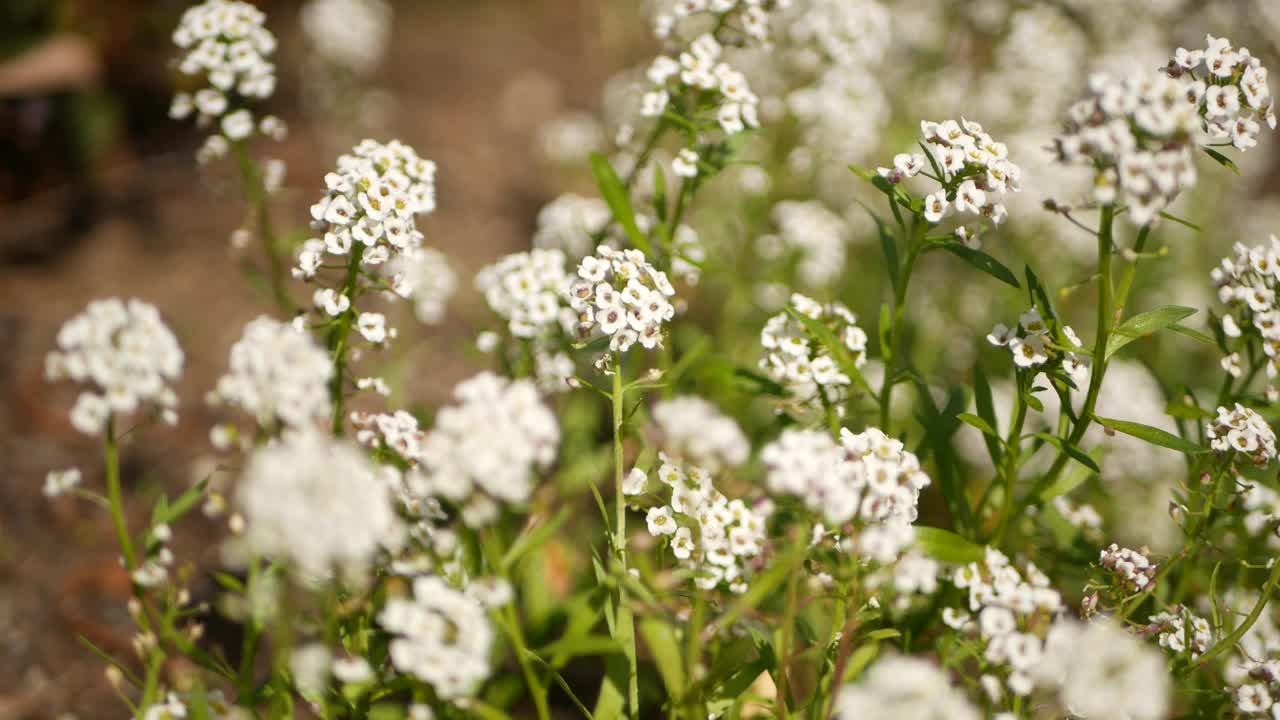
<box><xmin>105</xmin><ymin>418</ymin><xmax>137</xmax><ymax>571</ymax></box>
<box><xmin>611</xmin><ymin>356</ymin><xmax>640</xmax><ymax>719</ymax></box>
<box><xmin>685</xmin><ymin>592</ymin><xmax>707</xmax><ymax>719</ymax></box>
<box><xmin>993</xmin><ymin>372</ymin><xmax>1029</xmax><ymax>542</ymax></box>
<box><xmin>327</xmin><ymin>246</ymin><xmax>366</xmax><ymax>435</ymax></box>
<box><xmin>879</xmin><ymin>223</ymin><xmax>922</xmax><ymax>434</ymax></box>
<box><xmin>1196</xmin><ymin>559</ymin><xmax>1280</xmax><ymax>668</ymax></box>
<box><xmin>233</xmin><ymin>142</ymin><xmax>292</xmax><ymax>313</ymax></box>
<box><xmin>481</xmin><ymin>532</ymin><xmax>551</xmax><ymax>720</ymax></box>
<box><xmin>1030</xmin><ymin>205</ymin><xmax>1117</xmax><ymax>500</ymax></box>
<box><xmin>775</xmin><ymin>524</ymin><xmax>809</xmax><ymax>720</ymax></box>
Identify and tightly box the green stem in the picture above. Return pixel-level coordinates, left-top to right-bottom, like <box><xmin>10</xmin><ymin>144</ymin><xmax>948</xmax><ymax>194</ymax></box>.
<box><xmin>685</xmin><ymin>592</ymin><xmax>707</xmax><ymax>719</ymax></box>
<box><xmin>104</xmin><ymin>418</ymin><xmax>137</xmax><ymax>571</ymax></box>
<box><xmin>611</xmin><ymin>356</ymin><xmax>640</xmax><ymax>719</ymax></box>
<box><xmin>1196</xmin><ymin>559</ymin><xmax>1280</xmax><ymax>668</ymax></box>
<box><xmin>327</xmin><ymin>246</ymin><xmax>366</xmax><ymax>436</ymax></box>
<box><xmin>775</xmin><ymin>523</ymin><xmax>809</xmax><ymax>720</ymax></box>
<box><xmin>1029</xmin><ymin>205</ymin><xmax>1117</xmax><ymax>500</ymax></box>
<box><xmin>993</xmin><ymin>372</ymin><xmax>1029</xmax><ymax>542</ymax></box>
<box><xmin>481</xmin><ymin>532</ymin><xmax>551</xmax><ymax>720</ymax></box>
<box><xmin>879</xmin><ymin>221</ymin><xmax>923</xmax><ymax>433</ymax></box>
<box><xmin>233</xmin><ymin>142</ymin><xmax>293</xmax><ymax>313</ymax></box>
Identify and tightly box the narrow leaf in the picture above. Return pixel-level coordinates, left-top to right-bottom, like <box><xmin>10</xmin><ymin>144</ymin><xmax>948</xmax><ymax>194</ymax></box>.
<box><xmin>933</xmin><ymin>243</ymin><xmax>1020</xmax><ymax>288</ymax></box>
<box><xmin>590</xmin><ymin>153</ymin><xmax>652</xmax><ymax>255</ymax></box>
<box><xmin>1093</xmin><ymin>415</ymin><xmax>1207</xmax><ymax>454</ymax></box>
<box><xmin>639</xmin><ymin>618</ymin><xmax>686</xmax><ymax>696</ymax></box>
<box><xmin>1105</xmin><ymin>305</ymin><xmax>1197</xmax><ymax>359</ymax></box>
<box><xmin>914</xmin><ymin>526</ymin><xmax>984</xmax><ymax>564</ymax></box>
<box><xmin>1032</xmin><ymin>433</ymin><xmax>1100</xmax><ymax>473</ymax></box>
<box><xmin>956</xmin><ymin>413</ymin><xmax>1000</xmax><ymax>441</ymax></box>
<box><xmin>1203</xmin><ymin>146</ymin><xmax>1241</xmax><ymax>175</ymax></box>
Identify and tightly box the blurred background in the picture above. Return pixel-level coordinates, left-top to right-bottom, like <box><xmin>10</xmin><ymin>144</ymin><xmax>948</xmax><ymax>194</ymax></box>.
<box><xmin>5</xmin><ymin>0</ymin><xmax>1280</xmax><ymax>717</ymax></box>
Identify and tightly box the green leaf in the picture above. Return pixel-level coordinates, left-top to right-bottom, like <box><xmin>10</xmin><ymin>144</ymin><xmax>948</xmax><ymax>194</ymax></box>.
<box><xmin>865</xmin><ymin>628</ymin><xmax>901</xmax><ymax>641</ymax></box>
<box><xmin>956</xmin><ymin>413</ymin><xmax>1000</xmax><ymax>441</ymax></box>
<box><xmin>716</xmin><ymin>544</ymin><xmax>807</xmax><ymax>631</ymax></box>
<box><xmin>914</xmin><ymin>526</ymin><xmax>985</xmax><ymax>564</ymax></box>
<box><xmin>1025</xmin><ymin>265</ymin><xmax>1058</xmax><ymax>322</ymax></box>
<box><xmin>538</xmin><ymin>635</ymin><xmax>622</xmax><ymax>667</ymax></box>
<box><xmin>877</xmin><ymin>303</ymin><xmax>892</xmax><ymax>362</ymax></box>
<box><xmin>868</xmin><ymin>205</ymin><xmax>900</xmax><ymax>294</ymax></box>
<box><xmin>1203</xmin><ymin>146</ymin><xmax>1241</xmax><ymax>175</ymax></box>
<box><xmin>639</xmin><ymin>619</ymin><xmax>686</xmax><ymax>697</ymax></box>
<box><xmin>1032</xmin><ymin>433</ymin><xmax>1100</xmax><ymax>473</ymax></box>
<box><xmin>840</xmin><ymin>643</ymin><xmax>881</xmax><ymax>683</ymax></box>
<box><xmin>502</xmin><ymin>508</ymin><xmax>571</xmax><ymax>572</ymax></box>
<box><xmin>590</xmin><ymin>153</ymin><xmax>652</xmax><ymax>255</ymax></box>
<box><xmin>932</xmin><ymin>242</ymin><xmax>1020</xmax><ymax>288</ymax></box>
<box><xmin>1105</xmin><ymin>305</ymin><xmax>1197</xmax><ymax>359</ymax></box>
<box><xmin>973</xmin><ymin>364</ymin><xmax>1003</xmax><ymax>467</ymax></box>
<box><xmin>1167</xmin><ymin>322</ymin><xmax>1215</xmax><ymax>347</ymax></box>
<box><xmin>1157</xmin><ymin>212</ymin><xmax>1201</xmax><ymax>232</ymax></box>
<box><xmin>1093</xmin><ymin>415</ymin><xmax>1207</xmax><ymax>454</ymax></box>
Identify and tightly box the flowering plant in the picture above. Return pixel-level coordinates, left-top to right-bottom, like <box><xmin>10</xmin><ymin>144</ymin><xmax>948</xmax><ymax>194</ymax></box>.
<box><xmin>34</xmin><ymin>2</ymin><xmax>1280</xmax><ymax>719</ymax></box>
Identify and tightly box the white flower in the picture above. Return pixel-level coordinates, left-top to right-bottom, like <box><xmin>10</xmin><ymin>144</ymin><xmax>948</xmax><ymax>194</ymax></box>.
<box><xmin>413</xmin><ymin>373</ymin><xmax>559</xmax><ymax>523</ymax></box>
<box><xmin>381</xmin><ymin>575</ymin><xmax>494</xmax><ymax>699</ymax></box>
<box><xmin>357</xmin><ymin>312</ymin><xmax>389</xmax><ymax>344</ymax></box>
<box><xmin>1009</xmin><ymin>335</ymin><xmax>1048</xmax><ymax>367</ymax></box>
<box><xmin>623</xmin><ymin>467</ymin><xmax>648</xmax><ymax>496</ymax></box>
<box><xmin>646</xmin><ymin>506</ymin><xmax>677</xmax><ymax>536</ymax></box>
<box><xmin>1035</xmin><ymin>619</ymin><xmax>1170</xmax><ymax>720</ymax></box>
<box><xmin>210</xmin><ymin>316</ymin><xmax>332</xmax><ymax>428</ymax></box>
<box><xmin>44</xmin><ymin>468</ymin><xmax>82</xmax><ymax>498</ymax></box>
<box><xmin>476</xmin><ymin>249</ymin><xmax>570</xmax><ymax>338</ymax></box>
<box><xmin>923</xmin><ymin>190</ymin><xmax>949</xmax><ymax>223</ymax></box>
<box><xmin>566</xmin><ymin>247</ymin><xmax>676</xmax><ymax>355</ymax></box>
<box><xmin>46</xmin><ymin>298</ymin><xmax>184</xmax><ymax>435</ymax></box>
<box><xmin>220</xmin><ymin>108</ymin><xmax>255</xmax><ymax>140</ymax></box>
<box><xmin>651</xmin><ymin>396</ymin><xmax>749</xmax><ymax>471</ymax></box>
<box><xmin>673</xmin><ymin>148</ymin><xmax>700</xmax><ymax>178</ymax></box>
<box><xmin>237</xmin><ymin>430</ymin><xmax>401</xmax><ymax>578</ymax></box>
<box><xmin>986</xmin><ymin>323</ymin><xmax>1014</xmax><ymax>346</ymax></box>
<box><xmin>834</xmin><ymin>656</ymin><xmax>979</xmax><ymax>720</ymax></box>
<box><xmin>301</xmin><ymin>0</ymin><xmax>393</xmax><ymax>76</ymax></box>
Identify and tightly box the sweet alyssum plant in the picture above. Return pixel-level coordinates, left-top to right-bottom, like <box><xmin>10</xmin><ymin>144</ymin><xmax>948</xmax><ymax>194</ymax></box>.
<box><xmin>39</xmin><ymin>1</ymin><xmax>1280</xmax><ymax>718</ymax></box>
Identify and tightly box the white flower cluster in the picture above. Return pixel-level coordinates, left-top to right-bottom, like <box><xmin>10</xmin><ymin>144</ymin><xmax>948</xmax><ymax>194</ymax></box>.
<box><xmin>170</xmin><ymin>0</ymin><xmax>283</xmax><ymax>158</ymax></box>
<box><xmin>1147</xmin><ymin>605</ymin><xmax>1212</xmax><ymax>658</ymax></box>
<box><xmin>761</xmin><ymin>426</ymin><xmax>929</xmax><ymax>563</ymax></box>
<box><xmin>1212</xmin><ymin>236</ymin><xmax>1280</xmax><ymax>394</ymax></box>
<box><xmin>650</xmin><ymin>396</ymin><xmax>750</xmax><ymax>472</ymax></box>
<box><xmin>566</xmin><ymin>246</ymin><xmax>677</xmax><ymax>353</ymax></box>
<box><xmin>301</xmin><ymin>0</ymin><xmax>392</xmax><ymax>76</ymax></box>
<box><xmin>236</xmin><ymin>430</ymin><xmax>400</xmax><ymax>579</ymax></box>
<box><xmin>641</xmin><ymin>34</ymin><xmax>760</xmax><ymax>140</ymax></box>
<box><xmin>388</xmin><ymin>247</ymin><xmax>456</xmax><ymax>325</ymax></box>
<box><xmin>757</xmin><ymin>201</ymin><xmax>848</xmax><ymax>288</ymax></box>
<box><xmin>652</xmin><ymin>0</ymin><xmax>791</xmax><ymax>45</ymax></box>
<box><xmin>295</xmin><ymin>138</ymin><xmax>437</xmax><ymax>282</ymax></box>
<box><xmin>1098</xmin><ymin>543</ymin><xmax>1157</xmax><ymax>593</ymax></box>
<box><xmin>986</xmin><ymin>309</ymin><xmax>1087</xmax><ymax>380</ymax></box>
<box><xmin>380</xmin><ymin>575</ymin><xmax>494</xmax><ymax>700</ymax></box>
<box><xmin>880</xmin><ymin>118</ymin><xmax>1022</xmax><ymax>233</ymax></box>
<box><xmin>1207</xmin><ymin>403</ymin><xmax>1277</xmax><ymax>465</ymax></box>
<box><xmin>43</xmin><ymin>468</ymin><xmax>81</xmax><ymax>498</ymax></box>
<box><xmin>45</xmin><ymin>298</ymin><xmax>184</xmax><ymax>436</ymax></box>
<box><xmin>532</xmin><ymin>194</ymin><xmax>611</xmax><ymax>259</ymax></box>
<box><xmin>1225</xmin><ymin>593</ymin><xmax>1280</xmax><ymax>717</ymax></box>
<box><xmin>1035</xmin><ymin>619</ymin><xmax>1170</xmax><ymax>720</ymax></box>
<box><xmin>833</xmin><ymin>655</ymin><xmax>979</xmax><ymax>720</ymax></box>
<box><xmin>1053</xmin><ymin>67</ymin><xmax>1204</xmax><ymax>226</ymax></box>
<box><xmin>948</xmin><ymin>548</ymin><xmax>1062</xmax><ymax>698</ymax></box>
<box><xmin>638</xmin><ymin>456</ymin><xmax>768</xmax><ymax>594</ymax></box>
<box><xmin>210</xmin><ymin>316</ymin><xmax>332</xmax><ymax>429</ymax></box>
<box><xmin>759</xmin><ymin>293</ymin><xmax>868</xmax><ymax>409</ymax></box>
<box><xmin>1050</xmin><ymin>496</ymin><xmax>1102</xmax><ymax>534</ymax></box>
<box><xmin>417</xmin><ymin>373</ymin><xmax>559</xmax><ymax>527</ymax></box>
<box><xmin>1168</xmin><ymin>35</ymin><xmax>1275</xmax><ymax>152</ymax></box>
<box><xmin>475</xmin><ymin>249</ymin><xmax>572</xmax><ymax>338</ymax></box>
<box><xmin>782</xmin><ymin>0</ymin><xmax>889</xmax><ymax>68</ymax></box>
